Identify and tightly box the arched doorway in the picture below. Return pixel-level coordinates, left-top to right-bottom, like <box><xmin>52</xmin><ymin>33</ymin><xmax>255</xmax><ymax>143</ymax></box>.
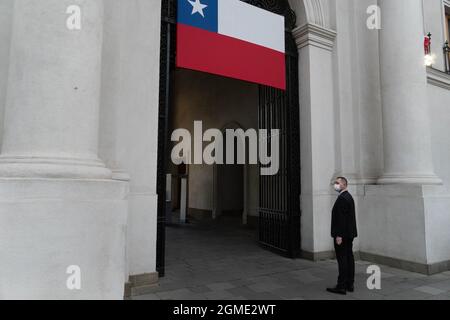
<box><xmin>213</xmin><ymin>122</ymin><xmax>251</xmax><ymax>226</ymax></box>
<box><xmin>156</xmin><ymin>0</ymin><xmax>301</xmax><ymax>277</ymax></box>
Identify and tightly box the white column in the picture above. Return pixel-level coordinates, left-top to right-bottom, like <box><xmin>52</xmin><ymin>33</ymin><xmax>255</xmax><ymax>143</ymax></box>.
<box><xmin>293</xmin><ymin>23</ymin><xmax>337</xmax><ymax>255</ymax></box>
<box><xmin>378</xmin><ymin>0</ymin><xmax>441</xmax><ymax>185</ymax></box>
<box><xmin>0</xmin><ymin>0</ymin><xmax>111</xmax><ymax>179</ymax></box>
<box><xmin>0</xmin><ymin>1</ymin><xmax>129</xmax><ymax>299</ymax></box>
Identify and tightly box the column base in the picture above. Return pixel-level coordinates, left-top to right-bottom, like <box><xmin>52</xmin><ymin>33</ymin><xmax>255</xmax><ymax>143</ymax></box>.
<box><xmin>0</xmin><ymin>156</ymin><xmax>112</xmax><ymax>179</ymax></box>
<box><xmin>124</xmin><ymin>273</ymin><xmax>159</xmax><ymax>298</ymax></box>
<box><xmin>377</xmin><ymin>173</ymin><xmax>442</xmax><ymax>185</ymax></box>
<box><xmin>359</xmin><ymin>252</ymin><xmax>450</xmax><ymax>275</ymax></box>
<box><xmin>0</xmin><ymin>178</ymin><xmax>129</xmax><ymax>299</ymax></box>
<box><xmin>359</xmin><ymin>184</ymin><xmax>450</xmax><ymax>272</ymax></box>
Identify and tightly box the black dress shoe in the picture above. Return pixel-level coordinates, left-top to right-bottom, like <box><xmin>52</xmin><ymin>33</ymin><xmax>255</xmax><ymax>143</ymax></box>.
<box><xmin>346</xmin><ymin>286</ymin><xmax>354</xmax><ymax>293</ymax></box>
<box><xmin>326</xmin><ymin>287</ymin><xmax>347</xmax><ymax>295</ymax></box>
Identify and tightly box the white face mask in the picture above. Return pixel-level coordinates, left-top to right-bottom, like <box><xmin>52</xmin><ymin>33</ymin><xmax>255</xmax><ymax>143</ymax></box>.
<box><xmin>334</xmin><ymin>184</ymin><xmax>341</xmax><ymax>193</ymax></box>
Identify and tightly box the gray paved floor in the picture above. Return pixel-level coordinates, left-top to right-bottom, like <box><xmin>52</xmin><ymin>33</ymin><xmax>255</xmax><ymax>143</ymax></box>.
<box><xmin>133</xmin><ymin>216</ymin><xmax>450</xmax><ymax>300</ymax></box>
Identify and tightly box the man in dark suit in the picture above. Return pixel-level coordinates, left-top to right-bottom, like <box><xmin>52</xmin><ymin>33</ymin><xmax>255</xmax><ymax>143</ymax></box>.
<box><xmin>327</xmin><ymin>177</ymin><xmax>358</xmax><ymax>295</ymax></box>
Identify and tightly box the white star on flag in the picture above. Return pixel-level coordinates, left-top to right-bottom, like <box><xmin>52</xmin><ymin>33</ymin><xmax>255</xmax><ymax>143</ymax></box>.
<box><xmin>188</xmin><ymin>0</ymin><xmax>208</xmax><ymax>18</ymax></box>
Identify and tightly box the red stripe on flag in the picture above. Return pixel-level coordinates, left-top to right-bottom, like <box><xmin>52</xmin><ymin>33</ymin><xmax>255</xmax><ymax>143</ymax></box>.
<box><xmin>176</xmin><ymin>24</ymin><xmax>286</xmax><ymax>90</ymax></box>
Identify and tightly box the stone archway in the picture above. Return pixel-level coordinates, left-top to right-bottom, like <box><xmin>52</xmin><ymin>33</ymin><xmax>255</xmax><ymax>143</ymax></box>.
<box><xmin>288</xmin><ymin>0</ymin><xmax>331</xmax><ymax>28</ymax></box>
<box><xmin>212</xmin><ymin>121</ymin><xmax>251</xmax><ymax>226</ymax></box>
<box><xmin>156</xmin><ymin>0</ymin><xmax>336</xmax><ymax>275</ymax></box>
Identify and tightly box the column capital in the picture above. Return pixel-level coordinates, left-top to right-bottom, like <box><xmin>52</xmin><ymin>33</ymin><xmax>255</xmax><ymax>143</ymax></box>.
<box><xmin>292</xmin><ymin>23</ymin><xmax>336</xmax><ymax>52</ymax></box>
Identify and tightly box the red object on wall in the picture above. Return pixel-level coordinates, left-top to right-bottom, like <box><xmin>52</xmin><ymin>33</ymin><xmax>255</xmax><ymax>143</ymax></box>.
<box><xmin>424</xmin><ymin>35</ymin><xmax>431</xmax><ymax>54</ymax></box>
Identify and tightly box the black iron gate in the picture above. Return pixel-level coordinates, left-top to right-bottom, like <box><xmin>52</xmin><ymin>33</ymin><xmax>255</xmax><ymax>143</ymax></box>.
<box><xmin>156</xmin><ymin>0</ymin><xmax>177</xmax><ymax>277</ymax></box>
<box><xmin>255</xmin><ymin>1</ymin><xmax>301</xmax><ymax>259</ymax></box>
<box><xmin>156</xmin><ymin>0</ymin><xmax>301</xmax><ymax>276</ymax></box>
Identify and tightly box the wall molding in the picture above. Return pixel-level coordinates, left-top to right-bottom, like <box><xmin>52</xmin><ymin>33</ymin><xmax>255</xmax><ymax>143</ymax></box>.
<box><xmin>427</xmin><ymin>67</ymin><xmax>450</xmax><ymax>90</ymax></box>
<box><xmin>301</xmin><ymin>250</ymin><xmax>335</xmax><ymax>261</ymax></box>
<box><xmin>301</xmin><ymin>250</ymin><xmax>450</xmax><ymax>275</ymax></box>
<box><xmin>292</xmin><ymin>23</ymin><xmax>337</xmax><ymax>51</ymax></box>
<box><xmin>360</xmin><ymin>252</ymin><xmax>450</xmax><ymax>275</ymax></box>
<box><xmin>124</xmin><ymin>272</ymin><xmax>159</xmax><ymax>298</ymax></box>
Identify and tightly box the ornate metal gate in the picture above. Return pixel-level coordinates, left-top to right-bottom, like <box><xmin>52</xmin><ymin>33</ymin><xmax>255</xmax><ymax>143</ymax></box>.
<box><xmin>157</xmin><ymin>0</ymin><xmax>301</xmax><ymax>276</ymax></box>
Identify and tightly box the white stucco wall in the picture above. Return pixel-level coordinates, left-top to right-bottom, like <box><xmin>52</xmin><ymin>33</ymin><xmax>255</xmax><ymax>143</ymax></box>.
<box><xmin>299</xmin><ymin>0</ymin><xmax>379</xmax><ymax>256</ymax></box>
<box><xmin>100</xmin><ymin>0</ymin><xmax>161</xmax><ymax>277</ymax></box>
<box><xmin>429</xmin><ymin>83</ymin><xmax>450</xmax><ymax>186</ymax></box>
<box><xmin>425</xmin><ymin>79</ymin><xmax>450</xmax><ymax>265</ymax></box>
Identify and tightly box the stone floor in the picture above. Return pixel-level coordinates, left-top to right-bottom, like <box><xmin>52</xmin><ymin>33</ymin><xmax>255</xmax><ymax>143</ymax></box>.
<box><xmin>133</xmin><ymin>216</ymin><xmax>450</xmax><ymax>300</ymax></box>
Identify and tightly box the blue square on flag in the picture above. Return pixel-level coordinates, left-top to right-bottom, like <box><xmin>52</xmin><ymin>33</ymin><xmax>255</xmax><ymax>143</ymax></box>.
<box><xmin>178</xmin><ymin>0</ymin><xmax>218</xmax><ymax>33</ymax></box>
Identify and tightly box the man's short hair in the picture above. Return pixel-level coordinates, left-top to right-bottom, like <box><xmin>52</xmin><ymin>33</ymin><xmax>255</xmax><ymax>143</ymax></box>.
<box><xmin>337</xmin><ymin>177</ymin><xmax>348</xmax><ymax>187</ymax></box>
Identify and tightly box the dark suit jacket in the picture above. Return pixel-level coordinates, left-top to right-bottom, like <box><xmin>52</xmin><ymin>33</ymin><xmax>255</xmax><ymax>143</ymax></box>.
<box><xmin>331</xmin><ymin>191</ymin><xmax>358</xmax><ymax>239</ymax></box>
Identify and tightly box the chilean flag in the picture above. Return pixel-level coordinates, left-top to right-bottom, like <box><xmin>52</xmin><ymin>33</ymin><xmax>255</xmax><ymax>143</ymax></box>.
<box><xmin>176</xmin><ymin>0</ymin><xmax>286</xmax><ymax>90</ymax></box>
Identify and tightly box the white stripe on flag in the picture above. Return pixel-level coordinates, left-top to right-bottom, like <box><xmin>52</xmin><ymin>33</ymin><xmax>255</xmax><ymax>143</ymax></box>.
<box><xmin>217</xmin><ymin>0</ymin><xmax>285</xmax><ymax>53</ymax></box>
